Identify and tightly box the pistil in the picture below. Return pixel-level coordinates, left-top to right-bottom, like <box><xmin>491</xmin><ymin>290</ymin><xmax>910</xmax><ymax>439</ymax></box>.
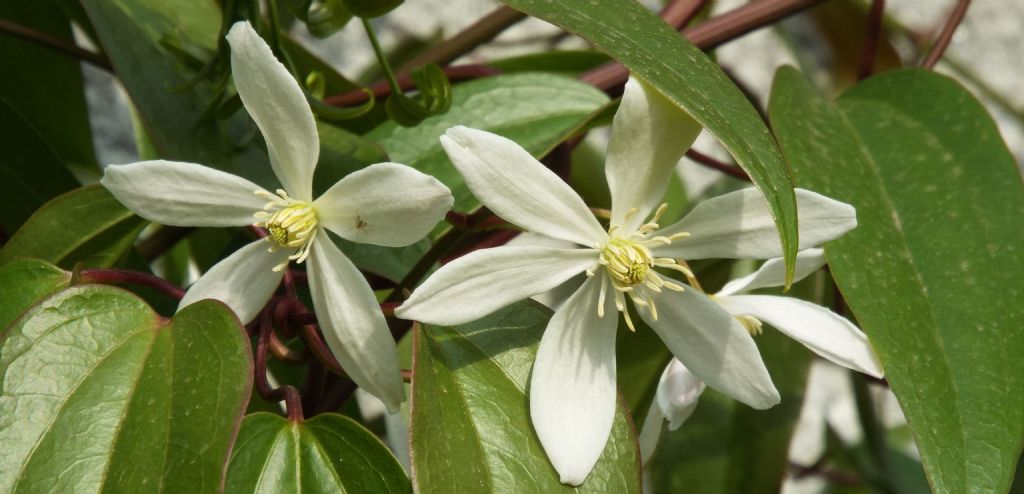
<box><xmin>254</xmin><ymin>189</ymin><xmax>319</xmax><ymax>271</ymax></box>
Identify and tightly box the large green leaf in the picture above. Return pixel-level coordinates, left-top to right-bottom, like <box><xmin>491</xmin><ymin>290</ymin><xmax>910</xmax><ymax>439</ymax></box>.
<box><xmin>0</xmin><ymin>0</ymin><xmax>97</xmax><ymax>181</ymax></box>
<box><xmin>497</xmin><ymin>0</ymin><xmax>799</xmax><ymax>280</ymax></box>
<box><xmin>225</xmin><ymin>412</ymin><xmax>410</xmax><ymax>493</ymax></box>
<box><xmin>0</xmin><ymin>287</ymin><xmax>252</xmax><ymax>492</ymax></box>
<box><xmin>0</xmin><ymin>185</ymin><xmax>146</xmax><ymax>269</ymax></box>
<box><xmin>0</xmin><ymin>100</ymin><xmax>80</xmax><ymax>235</ymax></box>
<box><xmin>368</xmin><ymin>73</ymin><xmax>610</xmax><ymax>210</ymax></box>
<box><xmin>411</xmin><ymin>301</ymin><xmax>641</xmax><ymax>493</ymax></box>
<box><xmin>0</xmin><ymin>259</ymin><xmax>70</xmax><ymax>329</ymax></box>
<box><xmin>769</xmin><ymin>67</ymin><xmax>1024</xmax><ymax>493</ymax></box>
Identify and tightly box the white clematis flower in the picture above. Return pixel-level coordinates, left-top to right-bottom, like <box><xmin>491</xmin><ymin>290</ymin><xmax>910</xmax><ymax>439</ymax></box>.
<box><xmin>638</xmin><ymin>248</ymin><xmax>883</xmax><ymax>463</ymax></box>
<box><xmin>101</xmin><ymin>22</ymin><xmax>453</xmax><ymax>412</ymax></box>
<box><xmin>395</xmin><ymin>76</ymin><xmax>857</xmax><ymax>485</ymax></box>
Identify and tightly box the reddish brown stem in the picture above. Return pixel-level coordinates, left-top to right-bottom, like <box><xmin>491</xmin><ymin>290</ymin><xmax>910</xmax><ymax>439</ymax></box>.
<box><xmin>398</xmin><ymin>6</ymin><xmax>527</xmax><ymax>72</ymax></box>
<box><xmin>255</xmin><ymin>308</ymin><xmax>304</xmax><ymax>421</ymax></box>
<box><xmin>0</xmin><ymin>19</ymin><xmax>112</xmax><ymax>71</ymax></box>
<box><xmin>78</xmin><ymin>269</ymin><xmax>186</xmax><ymax>300</ymax></box>
<box><xmin>858</xmin><ymin>0</ymin><xmax>886</xmax><ymax>80</ymax></box>
<box><xmin>685</xmin><ymin>149</ymin><xmax>751</xmax><ymax>181</ymax></box>
<box><xmin>920</xmin><ymin>0</ymin><xmax>971</xmax><ymax>69</ymax></box>
<box><xmin>582</xmin><ymin>0</ymin><xmax>827</xmax><ymax>92</ymax></box>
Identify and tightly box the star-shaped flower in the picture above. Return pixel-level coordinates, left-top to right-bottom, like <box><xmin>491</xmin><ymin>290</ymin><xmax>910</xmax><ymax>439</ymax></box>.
<box><xmin>396</xmin><ymin>76</ymin><xmax>857</xmax><ymax>484</ymax></box>
<box><xmin>101</xmin><ymin>22</ymin><xmax>453</xmax><ymax>412</ymax></box>
<box><xmin>637</xmin><ymin>248</ymin><xmax>883</xmax><ymax>462</ymax></box>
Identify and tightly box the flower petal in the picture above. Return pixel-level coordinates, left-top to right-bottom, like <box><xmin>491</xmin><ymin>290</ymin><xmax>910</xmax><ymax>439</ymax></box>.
<box><xmin>441</xmin><ymin>126</ymin><xmax>607</xmax><ymax>246</ymax></box>
<box><xmin>505</xmin><ymin>232</ymin><xmax>586</xmax><ymax>311</ymax></box>
<box><xmin>530</xmin><ymin>275</ymin><xmax>618</xmax><ymax>486</ymax></box>
<box><xmin>653</xmin><ymin>188</ymin><xmax>856</xmax><ymax>260</ymax></box>
<box><xmin>178</xmin><ymin>239</ymin><xmax>289</xmax><ymax>323</ymax></box>
<box><xmin>656</xmin><ymin>359</ymin><xmax>706</xmax><ymax>431</ymax></box>
<box><xmin>101</xmin><ymin>160</ymin><xmax>268</xmax><ymax>227</ymax></box>
<box><xmin>606</xmin><ymin>77</ymin><xmax>701</xmax><ymax>233</ymax></box>
<box><xmin>395</xmin><ymin>246</ymin><xmax>598</xmax><ymax>326</ymax></box>
<box><xmin>717</xmin><ymin>248</ymin><xmax>827</xmax><ymax>296</ymax></box>
<box><xmin>308</xmin><ymin>233</ymin><xmax>405</xmax><ymax>411</ymax></box>
<box><xmin>716</xmin><ymin>294</ymin><xmax>884</xmax><ymax>378</ymax></box>
<box><xmin>315</xmin><ymin>162</ymin><xmax>453</xmax><ymax>247</ymax></box>
<box><xmin>641</xmin><ymin>288</ymin><xmax>780</xmax><ymax>409</ymax></box>
<box><xmin>637</xmin><ymin>397</ymin><xmax>665</xmax><ymax>465</ymax></box>
<box><xmin>227</xmin><ymin>21</ymin><xmax>318</xmax><ymax>201</ymax></box>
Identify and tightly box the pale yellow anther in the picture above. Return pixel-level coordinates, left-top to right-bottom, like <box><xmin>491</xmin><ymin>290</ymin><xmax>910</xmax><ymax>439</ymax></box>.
<box><xmin>253</xmin><ymin>190</ymin><xmax>319</xmax><ymax>271</ymax></box>
<box><xmin>737</xmin><ymin>314</ymin><xmax>764</xmax><ymax>336</ymax></box>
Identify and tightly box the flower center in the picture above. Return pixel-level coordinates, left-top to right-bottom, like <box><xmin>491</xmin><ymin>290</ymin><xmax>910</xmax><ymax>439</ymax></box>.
<box><xmin>254</xmin><ymin>189</ymin><xmax>319</xmax><ymax>271</ymax></box>
<box><xmin>588</xmin><ymin>204</ymin><xmax>694</xmax><ymax>331</ymax></box>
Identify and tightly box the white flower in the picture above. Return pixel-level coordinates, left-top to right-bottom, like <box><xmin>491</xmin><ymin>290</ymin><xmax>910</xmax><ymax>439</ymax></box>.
<box><xmin>637</xmin><ymin>248</ymin><xmax>884</xmax><ymax>463</ymax></box>
<box><xmin>395</xmin><ymin>76</ymin><xmax>857</xmax><ymax>485</ymax></box>
<box><xmin>101</xmin><ymin>22</ymin><xmax>453</xmax><ymax>412</ymax></box>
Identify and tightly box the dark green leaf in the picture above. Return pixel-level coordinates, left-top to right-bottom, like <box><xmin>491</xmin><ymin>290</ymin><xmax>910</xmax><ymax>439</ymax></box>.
<box><xmin>0</xmin><ymin>288</ymin><xmax>252</xmax><ymax>492</ymax></box>
<box><xmin>226</xmin><ymin>412</ymin><xmax>410</xmax><ymax>493</ymax></box>
<box><xmin>368</xmin><ymin>73</ymin><xmax>609</xmax><ymax>210</ymax></box>
<box><xmin>490</xmin><ymin>50</ymin><xmax>611</xmax><ymax>77</ymax></box>
<box><xmin>0</xmin><ymin>259</ymin><xmax>70</xmax><ymax>329</ymax></box>
<box><xmin>412</xmin><ymin>301</ymin><xmax>641</xmax><ymax>493</ymax></box>
<box><xmin>498</xmin><ymin>0</ymin><xmax>799</xmax><ymax>282</ymax></box>
<box><xmin>0</xmin><ymin>185</ymin><xmax>146</xmax><ymax>269</ymax></box>
<box><xmin>0</xmin><ymin>0</ymin><xmax>98</xmax><ymax>181</ymax></box>
<box><xmin>0</xmin><ymin>99</ymin><xmax>80</xmax><ymax>234</ymax></box>
<box><xmin>769</xmin><ymin>66</ymin><xmax>1024</xmax><ymax>493</ymax></box>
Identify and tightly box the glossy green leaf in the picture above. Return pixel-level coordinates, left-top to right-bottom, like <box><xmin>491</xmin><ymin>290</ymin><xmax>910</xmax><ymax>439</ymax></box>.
<box><xmin>0</xmin><ymin>185</ymin><xmax>146</xmax><ymax>269</ymax></box>
<box><xmin>0</xmin><ymin>259</ymin><xmax>70</xmax><ymax>329</ymax></box>
<box><xmin>769</xmin><ymin>67</ymin><xmax>1024</xmax><ymax>493</ymax></box>
<box><xmin>368</xmin><ymin>73</ymin><xmax>609</xmax><ymax>210</ymax></box>
<box><xmin>411</xmin><ymin>301</ymin><xmax>641</xmax><ymax>493</ymax></box>
<box><xmin>0</xmin><ymin>287</ymin><xmax>252</xmax><ymax>492</ymax></box>
<box><xmin>226</xmin><ymin>412</ymin><xmax>410</xmax><ymax>493</ymax></box>
<box><xmin>498</xmin><ymin>0</ymin><xmax>799</xmax><ymax>281</ymax></box>
<box><xmin>0</xmin><ymin>0</ymin><xmax>97</xmax><ymax>181</ymax></box>
<box><xmin>0</xmin><ymin>99</ymin><xmax>80</xmax><ymax>235</ymax></box>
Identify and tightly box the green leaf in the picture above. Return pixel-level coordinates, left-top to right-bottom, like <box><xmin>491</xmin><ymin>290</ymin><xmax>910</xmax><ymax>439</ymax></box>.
<box><xmin>225</xmin><ymin>412</ymin><xmax>410</xmax><ymax>493</ymax></box>
<box><xmin>0</xmin><ymin>185</ymin><xmax>146</xmax><ymax>269</ymax></box>
<box><xmin>490</xmin><ymin>50</ymin><xmax>611</xmax><ymax>77</ymax></box>
<box><xmin>411</xmin><ymin>301</ymin><xmax>641</xmax><ymax>493</ymax></box>
<box><xmin>769</xmin><ymin>67</ymin><xmax>1024</xmax><ymax>493</ymax></box>
<box><xmin>0</xmin><ymin>0</ymin><xmax>98</xmax><ymax>181</ymax></box>
<box><xmin>0</xmin><ymin>287</ymin><xmax>252</xmax><ymax>492</ymax></box>
<box><xmin>0</xmin><ymin>99</ymin><xmax>81</xmax><ymax>235</ymax></box>
<box><xmin>80</xmin><ymin>0</ymin><xmax>278</xmax><ymax>187</ymax></box>
<box><xmin>497</xmin><ymin>0</ymin><xmax>799</xmax><ymax>282</ymax></box>
<box><xmin>0</xmin><ymin>259</ymin><xmax>70</xmax><ymax>329</ymax></box>
<box><xmin>368</xmin><ymin>73</ymin><xmax>609</xmax><ymax>210</ymax></box>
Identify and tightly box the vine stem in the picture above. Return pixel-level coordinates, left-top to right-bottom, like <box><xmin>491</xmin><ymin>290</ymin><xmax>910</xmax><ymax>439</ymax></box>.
<box><xmin>685</xmin><ymin>149</ymin><xmax>750</xmax><ymax>181</ymax></box>
<box><xmin>397</xmin><ymin>6</ymin><xmax>527</xmax><ymax>72</ymax></box>
<box><xmin>323</xmin><ymin>64</ymin><xmax>500</xmax><ymax>107</ymax></box>
<box><xmin>78</xmin><ymin>269</ymin><xmax>186</xmax><ymax>300</ymax></box>
<box><xmin>920</xmin><ymin>0</ymin><xmax>971</xmax><ymax>69</ymax></box>
<box><xmin>581</xmin><ymin>0</ymin><xmax>828</xmax><ymax>91</ymax></box>
<box><xmin>858</xmin><ymin>0</ymin><xmax>886</xmax><ymax>80</ymax></box>
<box><xmin>0</xmin><ymin>19</ymin><xmax>112</xmax><ymax>71</ymax></box>
<box><xmin>256</xmin><ymin>307</ymin><xmax>305</xmax><ymax>421</ymax></box>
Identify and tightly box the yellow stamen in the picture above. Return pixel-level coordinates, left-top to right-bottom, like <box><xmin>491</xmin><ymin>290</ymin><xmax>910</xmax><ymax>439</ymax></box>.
<box><xmin>737</xmin><ymin>314</ymin><xmax>764</xmax><ymax>336</ymax></box>
<box><xmin>253</xmin><ymin>189</ymin><xmax>319</xmax><ymax>271</ymax></box>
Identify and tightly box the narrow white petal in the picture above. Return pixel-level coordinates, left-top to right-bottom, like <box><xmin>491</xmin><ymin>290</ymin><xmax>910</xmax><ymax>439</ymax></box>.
<box><xmin>530</xmin><ymin>275</ymin><xmax>618</xmax><ymax>486</ymax></box>
<box><xmin>641</xmin><ymin>288</ymin><xmax>780</xmax><ymax>409</ymax></box>
<box><xmin>503</xmin><ymin>231</ymin><xmax>577</xmax><ymax>249</ymax></box>
<box><xmin>101</xmin><ymin>161</ymin><xmax>268</xmax><ymax>227</ymax></box>
<box><xmin>716</xmin><ymin>295</ymin><xmax>884</xmax><ymax>378</ymax></box>
<box><xmin>717</xmin><ymin>248</ymin><xmax>827</xmax><ymax>296</ymax></box>
<box><xmin>178</xmin><ymin>239</ymin><xmax>289</xmax><ymax>323</ymax></box>
<box><xmin>655</xmin><ymin>359</ymin><xmax>706</xmax><ymax>430</ymax></box>
<box><xmin>315</xmin><ymin>162</ymin><xmax>453</xmax><ymax>247</ymax></box>
<box><xmin>441</xmin><ymin>126</ymin><xmax>607</xmax><ymax>246</ymax></box>
<box><xmin>308</xmin><ymin>234</ymin><xmax>405</xmax><ymax>411</ymax></box>
<box><xmin>637</xmin><ymin>396</ymin><xmax>666</xmax><ymax>465</ymax></box>
<box><xmin>395</xmin><ymin>246</ymin><xmax>597</xmax><ymax>326</ymax></box>
<box><xmin>504</xmin><ymin>233</ymin><xmax>587</xmax><ymax>311</ymax></box>
<box><xmin>606</xmin><ymin>77</ymin><xmax>701</xmax><ymax>233</ymax></box>
<box><xmin>653</xmin><ymin>188</ymin><xmax>856</xmax><ymax>260</ymax></box>
<box><xmin>227</xmin><ymin>22</ymin><xmax>318</xmax><ymax>201</ymax></box>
